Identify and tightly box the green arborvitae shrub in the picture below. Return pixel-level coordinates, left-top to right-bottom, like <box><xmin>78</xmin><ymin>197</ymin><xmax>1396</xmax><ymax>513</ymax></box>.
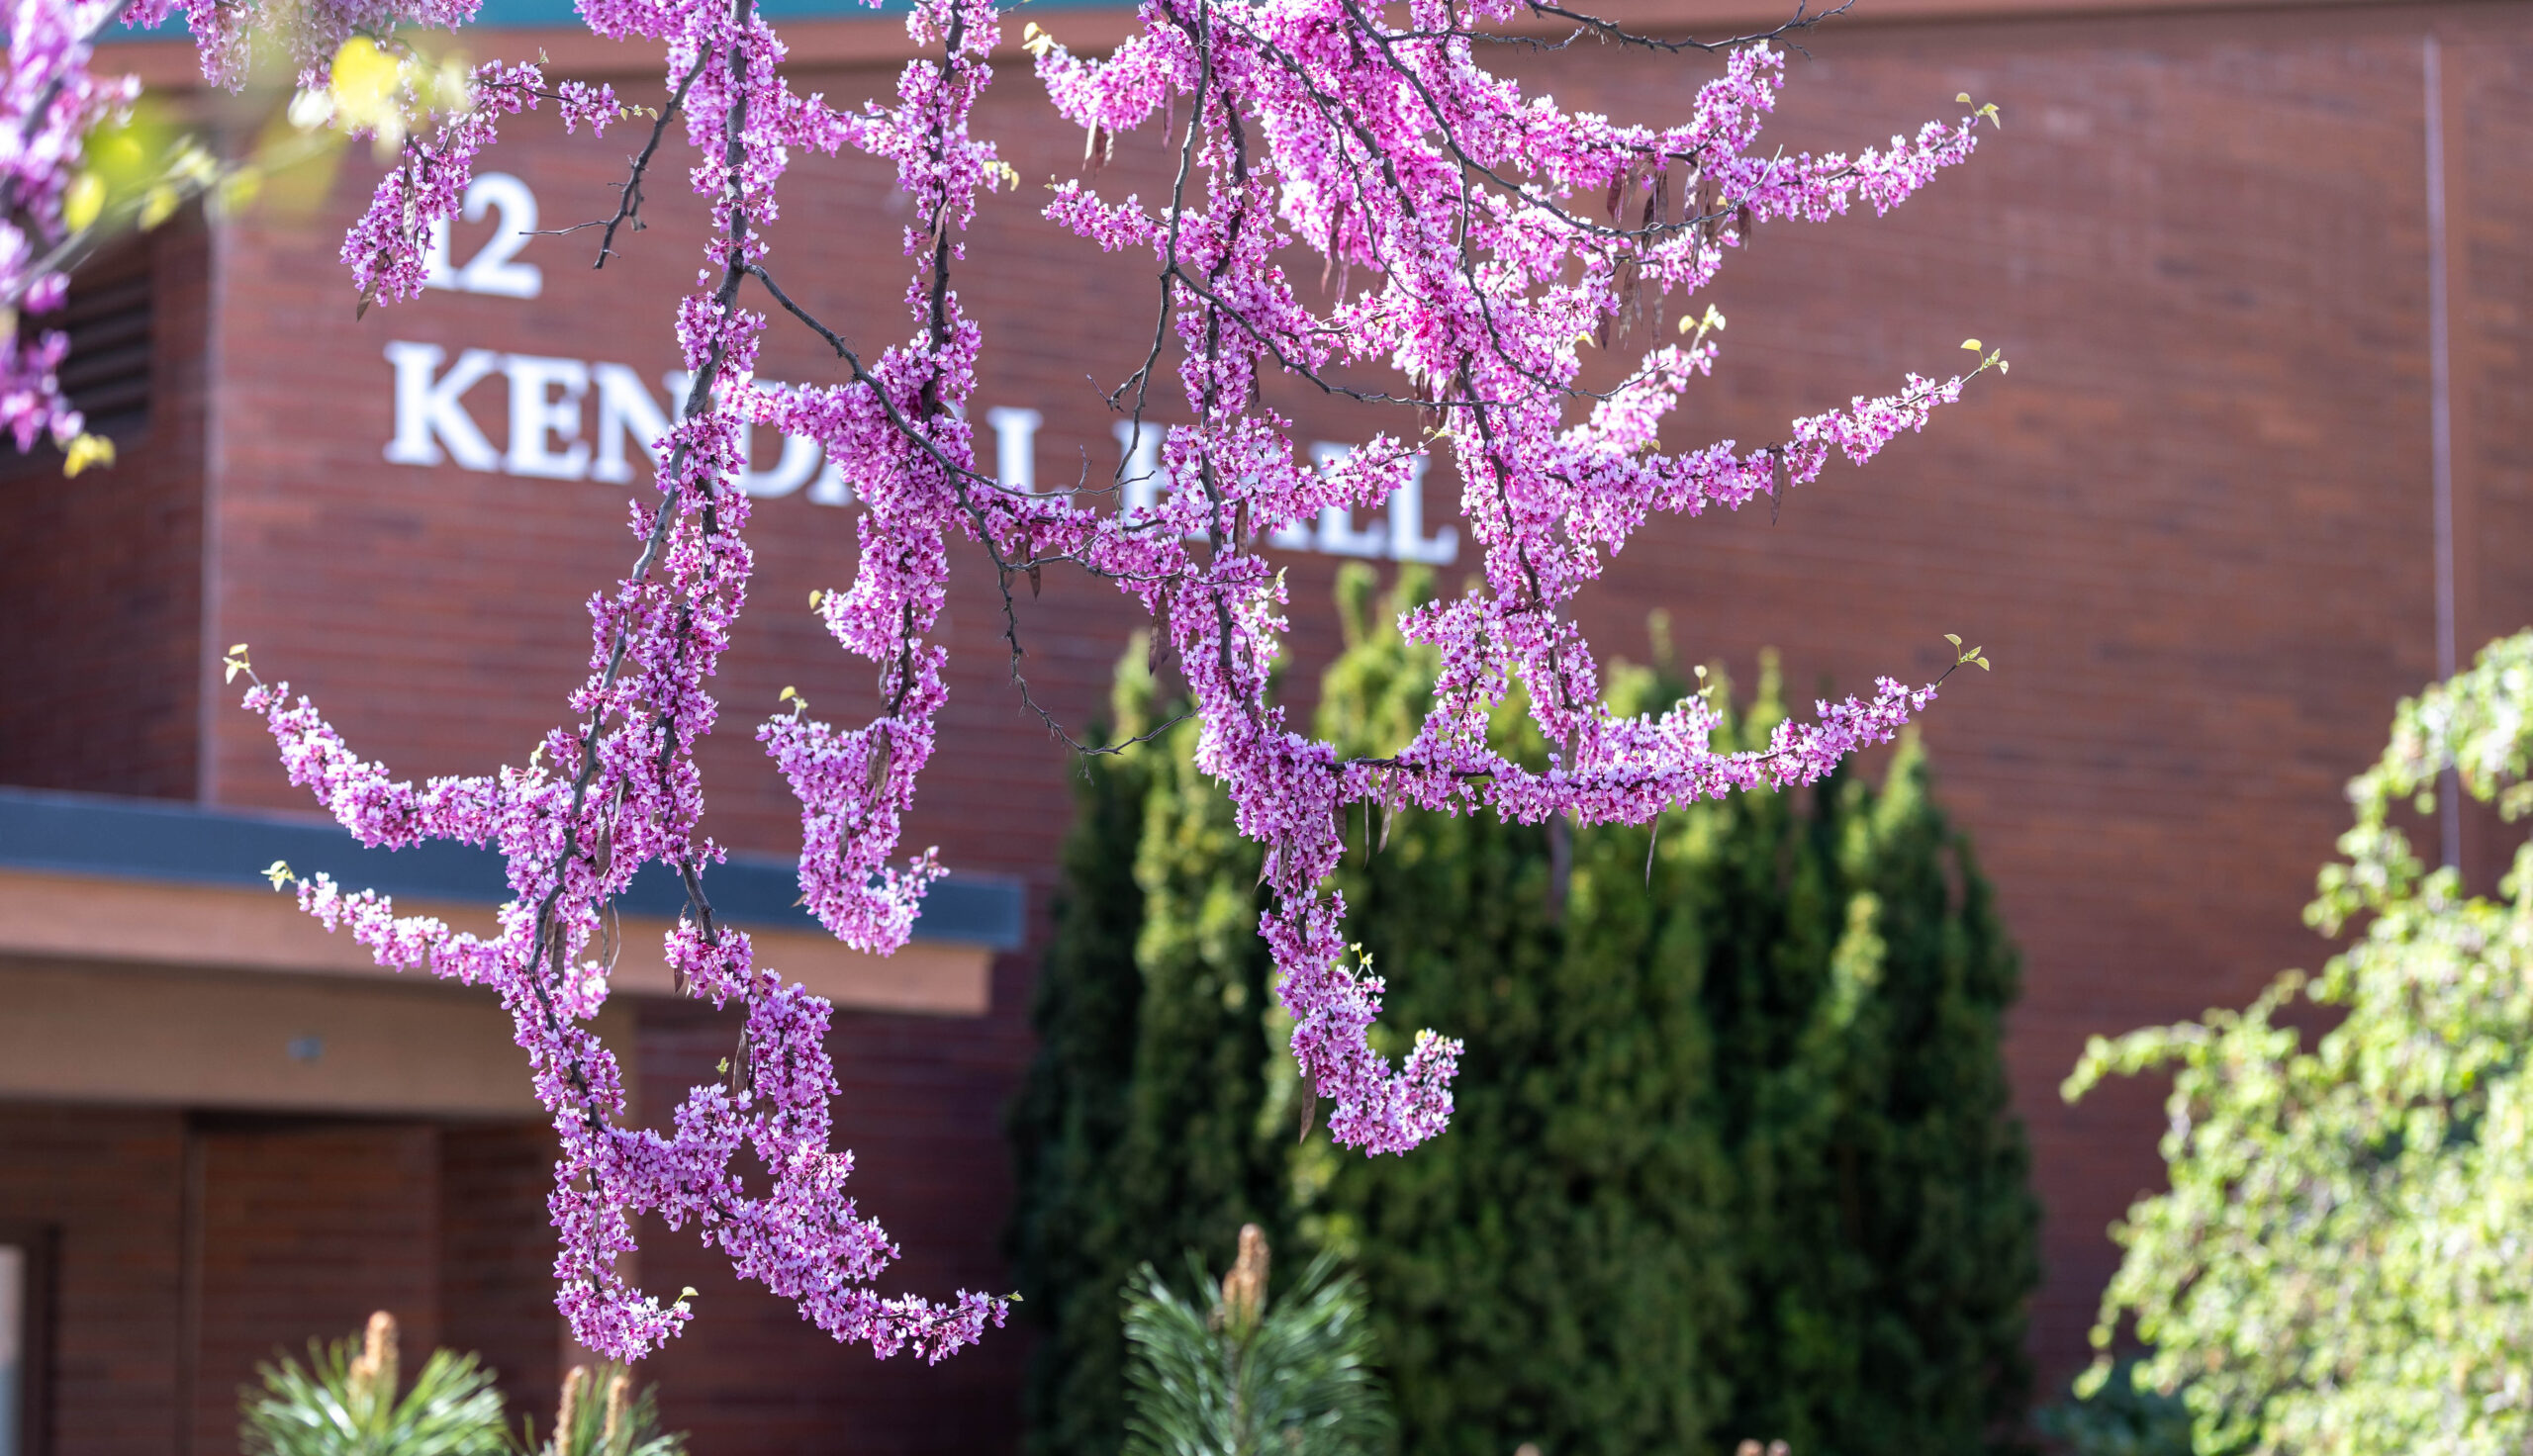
<box><xmin>1708</xmin><ymin>709</ymin><xmax>2038</xmax><ymax>1456</ymax></box>
<box><xmin>1012</xmin><ymin>566</ymin><xmax>2038</xmax><ymax>1456</ymax></box>
<box><xmin>1304</xmin><ymin>564</ymin><xmax>1737</xmax><ymax>1456</ymax></box>
<box><xmin>1009</xmin><ymin>644</ymin><xmax>1165</xmax><ymax>1456</ymax></box>
<box><xmin>1312</xmin><ymin>563</ymin><xmax>2035</xmax><ymax>1456</ymax></box>
<box><xmin>1009</xmin><ymin>639</ymin><xmax>1291</xmax><ymax>1456</ymax></box>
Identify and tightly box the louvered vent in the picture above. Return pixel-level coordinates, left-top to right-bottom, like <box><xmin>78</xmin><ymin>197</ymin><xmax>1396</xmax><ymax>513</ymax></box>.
<box><xmin>52</xmin><ymin>243</ymin><xmax>153</xmax><ymax>436</ymax></box>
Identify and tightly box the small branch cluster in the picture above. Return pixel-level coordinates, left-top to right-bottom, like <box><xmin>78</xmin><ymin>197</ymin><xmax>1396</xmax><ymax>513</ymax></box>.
<box><xmin>1022</xmin><ymin>0</ymin><xmax>1993</xmax><ymax>1151</ymax></box>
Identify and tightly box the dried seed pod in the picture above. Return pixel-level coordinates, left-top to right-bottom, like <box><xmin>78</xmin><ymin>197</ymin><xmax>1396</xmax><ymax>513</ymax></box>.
<box><xmin>867</xmin><ymin>730</ymin><xmax>892</xmax><ymax>794</ymax></box>
<box><xmin>602</xmin><ymin>1369</ymin><xmax>631</xmax><ymax>1447</ymax></box>
<box><xmin>556</xmin><ymin>1364</ymin><xmax>590</xmax><ymax>1438</ymax></box>
<box><xmin>352</xmin><ymin>1310</ymin><xmax>399</xmax><ymax>1403</ymax></box>
<box><xmin>1218</xmin><ymin>1223</ymin><xmax>1270</xmax><ymax>1329</ymax></box>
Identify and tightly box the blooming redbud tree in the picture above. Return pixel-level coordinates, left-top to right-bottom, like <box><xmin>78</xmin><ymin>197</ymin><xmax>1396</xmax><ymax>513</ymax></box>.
<box><xmin>26</xmin><ymin>0</ymin><xmax>2001</xmax><ymax>1364</ymax></box>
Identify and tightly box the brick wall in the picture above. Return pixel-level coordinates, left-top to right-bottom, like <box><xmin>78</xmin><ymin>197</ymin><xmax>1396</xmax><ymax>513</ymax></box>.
<box><xmin>0</xmin><ymin>1105</ymin><xmax>561</xmax><ymax>1454</ymax></box>
<box><xmin>632</xmin><ymin>975</ymin><xmax>1040</xmax><ymax>1456</ymax></box>
<box><xmin>189</xmin><ymin>1117</ymin><xmax>445</xmax><ymax>1452</ymax></box>
<box><xmin>0</xmin><ymin>1106</ymin><xmax>187</xmax><ymax>1456</ymax></box>
<box><xmin>182</xmin><ymin>4</ymin><xmax>2533</xmax><ymax>1406</ymax></box>
<box><xmin>0</xmin><ymin>214</ymin><xmax>214</xmax><ymax>798</ymax></box>
<box><xmin>440</xmin><ymin>1123</ymin><xmax>568</xmax><ymax>1427</ymax></box>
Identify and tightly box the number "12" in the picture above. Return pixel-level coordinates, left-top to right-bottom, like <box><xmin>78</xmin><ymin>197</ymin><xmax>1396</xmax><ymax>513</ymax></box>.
<box><xmin>424</xmin><ymin>172</ymin><xmax>542</xmax><ymax>300</ymax></box>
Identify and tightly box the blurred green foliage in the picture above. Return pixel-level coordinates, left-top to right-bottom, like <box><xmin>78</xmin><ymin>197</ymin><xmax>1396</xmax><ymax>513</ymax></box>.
<box><xmin>1011</xmin><ymin>564</ymin><xmax>2037</xmax><ymax>1456</ymax></box>
<box><xmin>2031</xmin><ymin>1360</ymin><xmax>2206</xmax><ymax>1456</ymax></box>
<box><xmin>237</xmin><ymin>1316</ymin><xmax>687</xmax><ymax>1456</ymax></box>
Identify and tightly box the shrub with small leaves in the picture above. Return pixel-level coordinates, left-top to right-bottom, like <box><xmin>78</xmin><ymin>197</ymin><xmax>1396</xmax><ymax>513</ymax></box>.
<box><xmin>2068</xmin><ymin>630</ymin><xmax>2533</xmax><ymax>1456</ymax></box>
<box><xmin>240</xmin><ymin>1311</ymin><xmax>509</xmax><ymax>1456</ymax></box>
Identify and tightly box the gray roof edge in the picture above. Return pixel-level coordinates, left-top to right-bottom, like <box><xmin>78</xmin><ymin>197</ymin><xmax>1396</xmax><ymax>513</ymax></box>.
<box><xmin>0</xmin><ymin>784</ymin><xmax>1026</xmax><ymax>950</ymax></box>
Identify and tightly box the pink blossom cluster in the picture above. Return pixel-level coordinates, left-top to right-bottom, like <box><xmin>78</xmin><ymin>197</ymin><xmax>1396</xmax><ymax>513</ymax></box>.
<box><xmin>138</xmin><ymin>0</ymin><xmax>487</xmax><ymax>90</ymax></box>
<box><xmin>0</xmin><ymin>0</ymin><xmax>139</xmax><ymax>451</ymax></box>
<box><xmin>340</xmin><ymin>59</ymin><xmax>623</xmax><ymax>310</ymax></box>
<box><xmin>233</xmin><ymin>0</ymin><xmax>1022</xmax><ymax>1362</ymax></box>
<box><xmin>31</xmin><ymin>0</ymin><xmax>1997</xmax><ymax>1355</ymax></box>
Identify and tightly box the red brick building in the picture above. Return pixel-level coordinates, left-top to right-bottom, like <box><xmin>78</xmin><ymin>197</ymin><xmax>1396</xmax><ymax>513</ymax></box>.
<box><xmin>2</xmin><ymin>0</ymin><xmax>2528</xmax><ymax>1450</ymax></box>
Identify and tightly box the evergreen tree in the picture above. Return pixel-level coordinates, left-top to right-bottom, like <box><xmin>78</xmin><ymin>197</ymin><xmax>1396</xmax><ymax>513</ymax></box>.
<box><xmin>1013</xmin><ymin>568</ymin><xmax>2038</xmax><ymax>1456</ymax></box>
<box><xmin>1120</xmin><ymin>1226</ymin><xmax>1393</xmax><ymax>1456</ymax></box>
<box><xmin>1009</xmin><ymin>650</ymin><xmax>1162</xmax><ymax>1456</ymax></box>
<box><xmin>1707</xmin><ymin>712</ymin><xmax>2037</xmax><ymax>1455</ymax></box>
<box><xmin>1313</xmin><ymin>565</ymin><xmax>2037</xmax><ymax>1456</ymax></box>
<box><xmin>1306</xmin><ymin>564</ymin><xmax>1739</xmax><ymax>1456</ymax></box>
<box><xmin>1009</xmin><ymin>641</ymin><xmax>1290</xmax><ymax>1456</ymax></box>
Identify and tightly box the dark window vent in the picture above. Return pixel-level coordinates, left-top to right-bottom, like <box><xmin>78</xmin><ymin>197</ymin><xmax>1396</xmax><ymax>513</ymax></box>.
<box><xmin>52</xmin><ymin>246</ymin><xmax>153</xmax><ymax>438</ymax></box>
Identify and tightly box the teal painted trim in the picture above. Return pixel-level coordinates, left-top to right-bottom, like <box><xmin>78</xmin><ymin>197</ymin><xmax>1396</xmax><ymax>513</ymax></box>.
<box><xmin>0</xmin><ymin>785</ymin><xmax>1027</xmax><ymax>950</ymax></box>
<box><xmin>105</xmin><ymin>0</ymin><xmax>1125</xmax><ymax>41</ymax></box>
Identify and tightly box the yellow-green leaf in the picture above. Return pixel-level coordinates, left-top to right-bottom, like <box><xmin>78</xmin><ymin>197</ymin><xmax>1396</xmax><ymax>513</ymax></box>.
<box><xmin>329</xmin><ymin>38</ymin><xmax>403</xmax><ymax>121</ymax></box>
<box><xmin>62</xmin><ymin>172</ymin><xmax>105</xmax><ymax>232</ymax></box>
<box><xmin>63</xmin><ymin>432</ymin><xmax>116</xmax><ymax>477</ymax></box>
<box><xmin>213</xmin><ymin>168</ymin><xmax>262</xmax><ymax>220</ymax></box>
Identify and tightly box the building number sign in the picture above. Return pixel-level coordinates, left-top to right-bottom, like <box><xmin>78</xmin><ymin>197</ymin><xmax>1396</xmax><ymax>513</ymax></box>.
<box><xmin>388</xmin><ymin>173</ymin><xmax>1456</xmax><ymax>564</ymax></box>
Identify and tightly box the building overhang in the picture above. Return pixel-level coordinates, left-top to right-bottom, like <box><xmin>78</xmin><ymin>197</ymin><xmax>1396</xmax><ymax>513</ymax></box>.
<box><xmin>0</xmin><ymin>786</ymin><xmax>1026</xmax><ymax>1116</ymax></box>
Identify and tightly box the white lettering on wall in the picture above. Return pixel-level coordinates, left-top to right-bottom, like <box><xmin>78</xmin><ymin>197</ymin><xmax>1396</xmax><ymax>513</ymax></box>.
<box><xmin>661</xmin><ymin>371</ymin><xmax>825</xmax><ymax>500</ymax></box>
<box><xmin>385</xmin><ymin>345</ymin><xmax>1458</xmax><ymax>562</ymax></box>
<box><xmin>1269</xmin><ymin>443</ymin><xmax>1458</xmax><ymax>563</ymax></box>
<box><xmin>504</xmin><ymin>353</ymin><xmax>591</xmax><ymax>480</ymax></box>
<box><xmin>1267</xmin><ymin>501</ymin><xmax>1316</xmax><ymax>552</ymax></box>
<box><xmin>424</xmin><ymin>173</ymin><xmax>544</xmax><ymax>299</ymax></box>
<box><xmin>1113</xmin><ymin>420</ymin><xmax>1164</xmax><ymax>519</ymax></box>
<box><xmin>808</xmin><ymin>458</ymin><xmax>854</xmax><ymax>506</ymax></box>
<box><xmin>740</xmin><ymin>430</ymin><xmax>821</xmax><ymax>499</ymax></box>
<box><xmin>1385</xmin><ymin>455</ymin><xmax>1457</xmax><ymax>565</ymax></box>
<box><xmin>591</xmin><ymin>363</ymin><xmax>673</xmax><ymax>485</ymax></box>
<box><xmin>386</xmin><ymin>178</ymin><xmax>1452</xmax><ymax>559</ymax></box>
<box><xmin>1105</xmin><ymin>425</ymin><xmax>1457</xmax><ymax>564</ymax></box>
<box><xmin>1308</xmin><ymin>441</ymin><xmax>1390</xmax><ymax>559</ymax></box>
<box><xmin>985</xmin><ymin>407</ymin><xmax>1042</xmax><ymax>493</ymax></box>
<box><xmin>383</xmin><ymin>342</ymin><xmax>502</xmax><ymax>471</ymax></box>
